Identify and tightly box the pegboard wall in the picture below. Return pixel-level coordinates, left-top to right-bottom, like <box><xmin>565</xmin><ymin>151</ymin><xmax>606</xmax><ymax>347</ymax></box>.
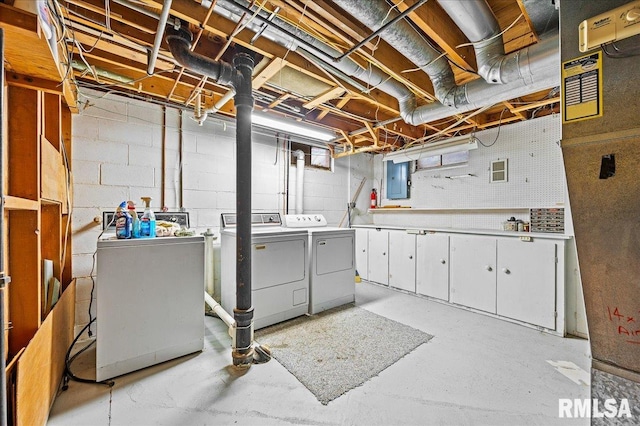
<box><xmin>371</xmin><ymin>115</ymin><xmax>569</xmax><ymax>231</ymax></box>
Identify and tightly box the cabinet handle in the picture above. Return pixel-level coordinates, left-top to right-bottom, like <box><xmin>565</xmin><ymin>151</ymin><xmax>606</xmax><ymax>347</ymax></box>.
<box><xmin>362</xmin><ymin>249</ymin><xmax>366</xmax><ymax>253</ymax></box>
<box><xmin>383</xmin><ymin>252</ymin><xmax>386</xmax><ymax>256</ymax></box>
<box><xmin>440</xmin><ymin>259</ymin><xmax>446</xmax><ymax>264</ymax></box>
<box><xmin>409</xmin><ymin>255</ymin><xmax>413</xmax><ymax>259</ymax></box>
<box><xmin>485</xmin><ymin>265</ymin><xmax>493</xmax><ymax>272</ymax></box>
<box><xmin>502</xmin><ymin>268</ymin><xmax>511</xmax><ymax>274</ymax></box>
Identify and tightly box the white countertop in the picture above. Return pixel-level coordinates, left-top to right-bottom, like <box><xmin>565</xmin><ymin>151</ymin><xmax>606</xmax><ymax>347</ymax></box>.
<box><xmin>351</xmin><ymin>225</ymin><xmax>571</xmax><ymax>240</ymax></box>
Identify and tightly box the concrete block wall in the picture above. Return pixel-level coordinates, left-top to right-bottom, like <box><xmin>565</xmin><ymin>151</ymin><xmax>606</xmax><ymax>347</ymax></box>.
<box><xmin>71</xmin><ymin>90</ymin><xmax>362</xmax><ymax>338</ymax></box>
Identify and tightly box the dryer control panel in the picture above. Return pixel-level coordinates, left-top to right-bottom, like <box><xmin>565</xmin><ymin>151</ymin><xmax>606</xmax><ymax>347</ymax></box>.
<box><xmin>283</xmin><ymin>214</ymin><xmax>328</xmax><ymax>228</ymax></box>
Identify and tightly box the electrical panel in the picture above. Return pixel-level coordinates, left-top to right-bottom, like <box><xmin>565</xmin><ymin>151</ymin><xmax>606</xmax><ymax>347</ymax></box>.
<box><xmin>579</xmin><ymin>0</ymin><xmax>640</xmax><ymax>52</ymax></box>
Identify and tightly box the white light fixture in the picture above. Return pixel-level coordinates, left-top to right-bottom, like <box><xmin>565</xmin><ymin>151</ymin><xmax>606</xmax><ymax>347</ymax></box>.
<box><xmin>383</xmin><ymin>134</ymin><xmax>478</xmax><ymax>163</ymax></box>
<box><xmin>252</xmin><ymin>111</ymin><xmax>335</xmax><ymax>142</ymax></box>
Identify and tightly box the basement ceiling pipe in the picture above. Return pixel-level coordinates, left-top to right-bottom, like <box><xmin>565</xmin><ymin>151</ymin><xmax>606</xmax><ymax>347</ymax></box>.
<box><xmin>147</xmin><ymin>0</ymin><xmax>173</xmax><ymax>75</ymax></box>
<box><xmin>213</xmin><ymin>0</ymin><xmax>415</xmax><ymax>105</ymax></box>
<box><xmin>294</xmin><ymin>150</ymin><xmax>304</xmax><ymax>214</ymax></box>
<box><xmin>400</xmin><ymin>31</ymin><xmax>560</xmax><ymax>125</ymax></box>
<box><xmin>330</xmin><ymin>0</ymin><xmax>457</xmax><ymax>106</ymax></box>
<box><xmin>166</xmin><ymin>24</ymin><xmax>259</xmax><ymax>368</ymax></box>
<box><xmin>209</xmin><ymin>0</ymin><xmax>559</xmax><ymax>128</ymax></box>
<box><xmin>436</xmin><ymin>0</ymin><xmax>521</xmax><ymax>84</ymax></box>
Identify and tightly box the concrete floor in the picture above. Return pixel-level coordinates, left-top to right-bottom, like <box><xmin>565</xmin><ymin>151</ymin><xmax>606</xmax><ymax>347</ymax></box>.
<box><xmin>48</xmin><ymin>282</ymin><xmax>591</xmax><ymax>425</ymax></box>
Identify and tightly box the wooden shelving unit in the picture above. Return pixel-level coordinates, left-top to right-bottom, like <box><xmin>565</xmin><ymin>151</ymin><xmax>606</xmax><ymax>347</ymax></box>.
<box><xmin>1</xmin><ymin>5</ymin><xmax>76</xmax><ymax>424</ymax></box>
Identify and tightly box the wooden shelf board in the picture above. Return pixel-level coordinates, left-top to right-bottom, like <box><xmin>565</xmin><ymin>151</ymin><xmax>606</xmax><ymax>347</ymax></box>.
<box><xmin>3</xmin><ymin>196</ymin><xmax>39</xmax><ymax>211</ymax></box>
<box><xmin>369</xmin><ymin>206</ymin><xmax>537</xmax><ymax>213</ymax></box>
<box><xmin>0</xmin><ymin>3</ymin><xmax>77</xmax><ymax>110</ymax></box>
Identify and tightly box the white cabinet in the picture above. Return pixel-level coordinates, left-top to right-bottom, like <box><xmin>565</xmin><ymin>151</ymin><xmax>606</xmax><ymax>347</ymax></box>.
<box><xmin>352</xmin><ymin>226</ymin><xmax>570</xmax><ymax>335</ymax></box>
<box><xmin>389</xmin><ymin>231</ymin><xmax>416</xmax><ymax>292</ymax></box>
<box><xmin>355</xmin><ymin>228</ymin><xmax>369</xmax><ymax>281</ymax></box>
<box><xmin>449</xmin><ymin>236</ymin><xmax>497</xmax><ymax>313</ymax></box>
<box><xmin>368</xmin><ymin>228</ymin><xmax>389</xmax><ymax>285</ymax></box>
<box><xmin>496</xmin><ymin>239</ymin><xmax>557</xmax><ymax>329</ymax></box>
<box><xmin>416</xmin><ymin>234</ymin><xmax>449</xmax><ymax>301</ymax></box>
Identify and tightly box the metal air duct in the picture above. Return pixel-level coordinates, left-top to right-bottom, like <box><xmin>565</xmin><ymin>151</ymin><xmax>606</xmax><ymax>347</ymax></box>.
<box><xmin>436</xmin><ymin>0</ymin><xmax>514</xmax><ymax>84</ymax></box>
<box><xmin>402</xmin><ymin>31</ymin><xmax>560</xmax><ymax>125</ymax></box>
<box><xmin>331</xmin><ymin>0</ymin><xmax>457</xmax><ymax>106</ymax></box>
<box><xmin>210</xmin><ymin>0</ymin><xmax>559</xmax><ymax>127</ymax></box>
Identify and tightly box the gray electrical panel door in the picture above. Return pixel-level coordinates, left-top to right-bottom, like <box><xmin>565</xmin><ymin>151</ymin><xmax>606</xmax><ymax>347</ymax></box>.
<box><xmin>386</xmin><ymin>161</ymin><xmax>410</xmax><ymax>199</ymax></box>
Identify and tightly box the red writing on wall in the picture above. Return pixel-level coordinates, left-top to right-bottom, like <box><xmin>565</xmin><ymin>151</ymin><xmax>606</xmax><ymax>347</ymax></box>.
<box><xmin>607</xmin><ymin>306</ymin><xmax>640</xmax><ymax>345</ymax></box>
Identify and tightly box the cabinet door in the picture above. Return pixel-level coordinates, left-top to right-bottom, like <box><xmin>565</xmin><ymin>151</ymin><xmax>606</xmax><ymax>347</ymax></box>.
<box><xmin>368</xmin><ymin>229</ymin><xmax>389</xmax><ymax>285</ymax></box>
<box><xmin>416</xmin><ymin>234</ymin><xmax>449</xmax><ymax>300</ymax></box>
<box><xmin>450</xmin><ymin>236</ymin><xmax>497</xmax><ymax>313</ymax></box>
<box><xmin>497</xmin><ymin>239</ymin><xmax>557</xmax><ymax>329</ymax></box>
<box><xmin>355</xmin><ymin>229</ymin><xmax>369</xmax><ymax>281</ymax></box>
<box><xmin>389</xmin><ymin>231</ymin><xmax>416</xmax><ymax>292</ymax></box>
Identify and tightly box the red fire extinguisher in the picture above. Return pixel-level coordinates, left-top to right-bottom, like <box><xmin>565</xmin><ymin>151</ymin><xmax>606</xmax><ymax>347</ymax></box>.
<box><xmin>370</xmin><ymin>188</ymin><xmax>377</xmax><ymax>209</ymax></box>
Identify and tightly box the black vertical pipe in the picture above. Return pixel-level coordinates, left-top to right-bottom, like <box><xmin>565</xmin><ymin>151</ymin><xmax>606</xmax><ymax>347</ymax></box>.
<box><xmin>231</xmin><ymin>52</ymin><xmax>255</xmax><ymax>367</ymax></box>
<box><xmin>0</xmin><ymin>28</ymin><xmax>9</xmax><ymax>426</ymax></box>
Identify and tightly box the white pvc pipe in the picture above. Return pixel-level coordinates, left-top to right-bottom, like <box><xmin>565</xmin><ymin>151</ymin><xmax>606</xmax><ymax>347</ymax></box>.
<box><xmin>204</xmin><ymin>291</ymin><xmax>235</xmax><ymax>328</ymax></box>
<box><xmin>203</xmin><ymin>228</ymin><xmax>215</xmax><ymax>297</ymax></box>
<box><xmin>147</xmin><ymin>0</ymin><xmax>173</xmax><ymax>75</ymax></box>
<box><xmin>294</xmin><ymin>150</ymin><xmax>304</xmax><ymax>214</ymax></box>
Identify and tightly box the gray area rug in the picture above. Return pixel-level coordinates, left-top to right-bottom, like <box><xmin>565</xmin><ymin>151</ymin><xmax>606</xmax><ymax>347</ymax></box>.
<box><xmin>255</xmin><ymin>304</ymin><xmax>433</xmax><ymax>405</ymax></box>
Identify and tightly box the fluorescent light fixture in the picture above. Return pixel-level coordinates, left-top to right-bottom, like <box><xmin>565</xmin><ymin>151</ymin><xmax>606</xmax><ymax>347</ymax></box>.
<box><xmin>384</xmin><ymin>134</ymin><xmax>478</xmax><ymax>163</ymax></box>
<box><xmin>252</xmin><ymin>112</ymin><xmax>335</xmax><ymax>142</ymax></box>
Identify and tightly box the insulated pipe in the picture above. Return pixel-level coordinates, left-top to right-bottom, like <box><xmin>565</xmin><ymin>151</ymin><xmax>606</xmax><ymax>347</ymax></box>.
<box><xmin>166</xmin><ymin>25</ymin><xmax>256</xmax><ymax>368</ymax></box>
<box><xmin>331</xmin><ymin>0</ymin><xmax>456</xmax><ymax>106</ymax></box>
<box><xmin>214</xmin><ymin>0</ymin><xmax>414</xmax><ymax>102</ymax></box>
<box><xmin>435</xmin><ymin>0</ymin><xmax>508</xmax><ymax>84</ymax></box>
<box><xmin>294</xmin><ymin>150</ymin><xmax>304</xmax><ymax>214</ymax></box>
<box><xmin>147</xmin><ymin>0</ymin><xmax>173</xmax><ymax>75</ymax></box>
<box><xmin>209</xmin><ymin>0</ymin><xmax>559</xmax><ymax>128</ymax></box>
<box><xmin>402</xmin><ymin>32</ymin><xmax>560</xmax><ymax>125</ymax></box>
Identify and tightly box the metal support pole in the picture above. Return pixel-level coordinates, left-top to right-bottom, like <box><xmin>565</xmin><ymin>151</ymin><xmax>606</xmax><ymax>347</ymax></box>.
<box><xmin>231</xmin><ymin>51</ymin><xmax>255</xmax><ymax>368</ymax></box>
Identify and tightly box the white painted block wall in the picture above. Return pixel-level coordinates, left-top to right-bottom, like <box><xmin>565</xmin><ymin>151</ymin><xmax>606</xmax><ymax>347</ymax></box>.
<box><xmin>372</xmin><ymin>114</ymin><xmax>572</xmax><ymax>231</ymax></box>
<box><xmin>71</xmin><ymin>90</ymin><xmax>369</xmax><ymax>338</ymax></box>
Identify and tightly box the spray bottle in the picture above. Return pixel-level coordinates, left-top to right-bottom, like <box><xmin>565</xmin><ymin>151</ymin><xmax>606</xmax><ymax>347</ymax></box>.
<box><xmin>127</xmin><ymin>200</ymin><xmax>140</xmax><ymax>238</ymax></box>
<box><xmin>140</xmin><ymin>197</ymin><xmax>156</xmax><ymax>238</ymax></box>
<box><xmin>115</xmin><ymin>201</ymin><xmax>132</xmax><ymax>239</ymax></box>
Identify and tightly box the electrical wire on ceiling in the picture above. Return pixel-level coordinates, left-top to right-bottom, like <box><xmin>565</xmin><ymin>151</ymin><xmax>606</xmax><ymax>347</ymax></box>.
<box><xmin>476</xmin><ymin>107</ymin><xmax>508</xmax><ymax>147</ymax></box>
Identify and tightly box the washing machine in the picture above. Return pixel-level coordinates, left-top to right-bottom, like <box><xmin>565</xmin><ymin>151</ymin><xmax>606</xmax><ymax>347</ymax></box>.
<box><xmin>220</xmin><ymin>213</ymin><xmax>309</xmax><ymax>329</ymax></box>
<box><xmin>283</xmin><ymin>214</ymin><xmax>355</xmax><ymax>314</ymax></box>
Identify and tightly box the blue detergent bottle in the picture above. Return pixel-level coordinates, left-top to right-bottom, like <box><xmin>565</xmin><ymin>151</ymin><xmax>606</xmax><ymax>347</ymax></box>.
<box><xmin>115</xmin><ymin>201</ymin><xmax>132</xmax><ymax>239</ymax></box>
<box><xmin>127</xmin><ymin>200</ymin><xmax>140</xmax><ymax>238</ymax></box>
<box><xmin>140</xmin><ymin>197</ymin><xmax>156</xmax><ymax>238</ymax></box>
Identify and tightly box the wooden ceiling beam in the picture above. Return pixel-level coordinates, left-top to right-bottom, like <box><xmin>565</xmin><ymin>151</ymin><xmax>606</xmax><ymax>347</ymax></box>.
<box><xmin>503</xmin><ymin>101</ymin><xmax>527</xmax><ymax>121</ymax></box>
<box><xmin>70</xmin><ymin>29</ymin><xmax>174</xmax><ymax>71</ymax></box>
<box><xmin>63</xmin><ymin>0</ymin><xmax>158</xmax><ymax>34</ymax></box>
<box><xmin>252</xmin><ymin>57</ymin><xmax>288</xmax><ymax>89</ymax></box>
<box><xmin>302</xmin><ymin>87</ymin><xmax>345</xmax><ymax>110</ymax></box>
<box><xmin>510</xmin><ymin>97</ymin><xmax>560</xmax><ymax>113</ymax></box>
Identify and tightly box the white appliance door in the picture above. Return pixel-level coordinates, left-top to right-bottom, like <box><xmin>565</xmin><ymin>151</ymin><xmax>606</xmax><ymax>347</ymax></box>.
<box><xmin>252</xmin><ymin>238</ymin><xmax>306</xmax><ymax>289</ymax></box>
<box><xmin>315</xmin><ymin>235</ymin><xmax>354</xmax><ymax>275</ymax></box>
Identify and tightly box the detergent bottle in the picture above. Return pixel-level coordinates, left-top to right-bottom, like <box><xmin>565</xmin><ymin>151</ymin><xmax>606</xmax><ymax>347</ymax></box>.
<box><xmin>127</xmin><ymin>200</ymin><xmax>140</xmax><ymax>238</ymax></box>
<box><xmin>115</xmin><ymin>201</ymin><xmax>132</xmax><ymax>239</ymax></box>
<box><xmin>140</xmin><ymin>197</ymin><xmax>156</xmax><ymax>238</ymax></box>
